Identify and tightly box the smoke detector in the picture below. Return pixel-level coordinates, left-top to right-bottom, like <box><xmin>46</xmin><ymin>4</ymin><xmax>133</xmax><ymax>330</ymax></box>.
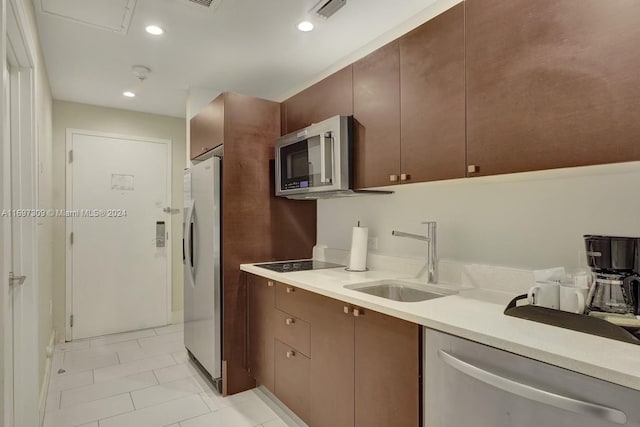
<box><xmin>132</xmin><ymin>65</ymin><xmax>151</xmax><ymax>82</ymax></box>
<box><xmin>311</xmin><ymin>0</ymin><xmax>347</xmax><ymax>19</ymax></box>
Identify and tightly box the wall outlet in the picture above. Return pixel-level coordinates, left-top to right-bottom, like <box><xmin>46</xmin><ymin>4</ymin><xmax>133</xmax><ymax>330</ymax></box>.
<box><xmin>367</xmin><ymin>237</ymin><xmax>378</xmax><ymax>250</ymax></box>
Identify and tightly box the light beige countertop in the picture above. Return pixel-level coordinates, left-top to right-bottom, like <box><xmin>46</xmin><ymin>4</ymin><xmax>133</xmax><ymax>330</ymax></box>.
<box><xmin>240</xmin><ymin>256</ymin><xmax>640</xmax><ymax>392</ymax></box>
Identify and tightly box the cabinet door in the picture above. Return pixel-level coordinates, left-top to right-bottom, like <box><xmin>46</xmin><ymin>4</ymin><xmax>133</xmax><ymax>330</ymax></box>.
<box><xmin>353</xmin><ymin>41</ymin><xmax>401</xmax><ymax>189</ymax></box>
<box><xmin>190</xmin><ymin>94</ymin><xmax>224</xmax><ymax>160</ymax></box>
<box><xmin>309</xmin><ymin>297</ymin><xmax>355</xmax><ymax>427</ymax></box>
<box><xmin>399</xmin><ymin>4</ymin><xmax>466</xmax><ymax>184</ymax></box>
<box><xmin>355</xmin><ymin>308</ymin><xmax>420</xmax><ymax>427</ymax></box>
<box><xmin>282</xmin><ymin>66</ymin><xmax>353</xmax><ymax>134</ymax></box>
<box><xmin>466</xmin><ymin>0</ymin><xmax>640</xmax><ymax>176</ymax></box>
<box><xmin>247</xmin><ymin>275</ymin><xmax>275</xmax><ymax>391</ymax></box>
<box><xmin>274</xmin><ymin>339</ymin><xmax>310</xmax><ymax>422</ymax></box>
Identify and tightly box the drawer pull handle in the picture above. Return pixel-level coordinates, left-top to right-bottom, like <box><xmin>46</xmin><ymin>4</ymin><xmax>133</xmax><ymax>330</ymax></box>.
<box><xmin>353</xmin><ymin>308</ymin><xmax>362</xmax><ymax>317</ymax></box>
<box><xmin>400</xmin><ymin>173</ymin><xmax>410</xmax><ymax>181</ymax></box>
<box><xmin>286</xmin><ymin>287</ymin><xmax>295</xmax><ymax>294</ymax></box>
<box><xmin>389</xmin><ymin>174</ymin><xmax>398</xmax><ymax>182</ymax></box>
<box><xmin>467</xmin><ymin>164</ymin><xmax>478</xmax><ymax>174</ymax></box>
<box><xmin>286</xmin><ymin>350</ymin><xmax>295</xmax><ymax>359</ymax></box>
<box><xmin>285</xmin><ymin>318</ymin><xmax>295</xmax><ymax>326</ymax></box>
<box><xmin>267</xmin><ymin>281</ymin><xmax>274</xmax><ymax>287</ymax></box>
<box><xmin>343</xmin><ymin>305</ymin><xmax>351</xmax><ymax>315</ymax></box>
<box><xmin>438</xmin><ymin>350</ymin><xmax>627</xmax><ymax>425</ymax></box>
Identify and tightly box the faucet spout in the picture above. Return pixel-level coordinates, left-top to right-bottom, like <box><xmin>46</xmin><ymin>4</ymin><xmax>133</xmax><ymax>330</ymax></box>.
<box><xmin>392</xmin><ymin>221</ymin><xmax>437</xmax><ymax>284</ymax></box>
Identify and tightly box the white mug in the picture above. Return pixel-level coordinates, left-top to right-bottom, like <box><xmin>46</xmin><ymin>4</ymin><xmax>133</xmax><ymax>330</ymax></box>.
<box><xmin>528</xmin><ymin>282</ymin><xmax>560</xmax><ymax>309</ymax></box>
<box><xmin>560</xmin><ymin>285</ymin><xmax>588</xmax><ymax>314</ymax></box>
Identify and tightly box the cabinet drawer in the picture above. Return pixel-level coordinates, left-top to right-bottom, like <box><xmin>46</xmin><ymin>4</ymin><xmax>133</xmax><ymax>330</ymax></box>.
<box><xmin>275</xmin><ymin>282</ymin><xmax>314</xmax><ymax>321</ymax></box>
<box><xmin>274</xmin><ymin>309</ymin><xmax>311</xmax><ymax>357</ymax></box>
<box><xmin>275</xmin><ymin>339</ymin><xmax>310</xmax><ymax>422</ymax></box>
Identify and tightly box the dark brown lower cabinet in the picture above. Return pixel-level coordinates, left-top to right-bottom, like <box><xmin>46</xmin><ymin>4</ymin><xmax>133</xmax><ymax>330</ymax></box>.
<box><xmin>248</xmin><ymin>275</ymin><xmax>421</xmax><ymax>427</ymax></box>
<box><xmin>275</xmin><ymin>339</ymin><xmax>311</xmax><ymax>422</ymax></box>
<box><xmin>309</xmin><ymin>298</ymin><xmax>355</xmax><ymax>427</ymax></box>
<box><xmin>354</xmin><ymin>308</ymin><xmax>421</xmax><ymax>427</ymax></box>
<box><xmin>247</xmin><ymin>276</ymin><xmax>275</xmax><ymax>391</ymax></box>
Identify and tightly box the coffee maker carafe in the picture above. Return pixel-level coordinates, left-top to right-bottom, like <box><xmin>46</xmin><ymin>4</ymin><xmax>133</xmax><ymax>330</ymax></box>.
<box><xmin>584</xmin><ymin>235</ymin><xmax>640</xmax><ymax>315</ymax></box>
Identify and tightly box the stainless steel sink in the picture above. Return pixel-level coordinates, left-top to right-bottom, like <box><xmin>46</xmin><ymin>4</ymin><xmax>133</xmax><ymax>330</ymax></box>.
<box><xmin>345</xmin><ymin>281</ymin><xmax>454</xmax><ymax>302</ymax></box>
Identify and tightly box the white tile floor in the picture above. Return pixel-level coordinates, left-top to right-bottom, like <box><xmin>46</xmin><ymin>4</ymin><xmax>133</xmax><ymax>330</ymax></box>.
<box><xmin>44</xmin><ymin>325</ymin><xmax>289</xmax><ymax>427</ymax></box>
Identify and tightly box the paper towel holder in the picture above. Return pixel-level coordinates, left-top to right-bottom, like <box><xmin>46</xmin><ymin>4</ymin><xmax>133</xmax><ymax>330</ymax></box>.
<box><xmin>346</xmin><ymin>221</ymin><xmax>369</xmax><ymax>272</ymax></box>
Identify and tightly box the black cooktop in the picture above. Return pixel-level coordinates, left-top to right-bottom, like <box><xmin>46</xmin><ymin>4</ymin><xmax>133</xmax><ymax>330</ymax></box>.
<box><xmin>257</xmin><ymin>260</ymin><xmax>344</xmax><ymax>273</ymax></box>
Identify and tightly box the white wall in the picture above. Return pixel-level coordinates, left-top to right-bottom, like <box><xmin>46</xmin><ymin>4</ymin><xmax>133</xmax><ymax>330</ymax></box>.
<box><xmin>318</xmin><ymin>162</ymin><xmax>640</xmax><ymax>272</ymax></box>
<box><xmin>52</xmin><ymin>100</ymin><xmax>186</xmax><ymax>339</ymax></box>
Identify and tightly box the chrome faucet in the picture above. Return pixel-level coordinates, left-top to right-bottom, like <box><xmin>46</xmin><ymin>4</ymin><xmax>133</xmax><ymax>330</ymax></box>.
<box><xmin>392</xmin><ymin>221</ymin><xmax>437</xmax><ymax>284</ymax></box>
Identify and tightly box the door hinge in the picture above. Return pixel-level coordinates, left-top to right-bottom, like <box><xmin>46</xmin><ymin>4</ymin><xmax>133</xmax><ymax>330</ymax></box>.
<box><xmin>68</xmin><ymin>150</ymin><xmax>73</xmax><ymax>163</ymax></box>
<box><xmin>70</xmin><ymin>315</ymin><xmax>74</xmax><ymax>328</ymax></box>
<box><xmin>70</xmin><ymin>232</ymin><xmax>74</xmax><ymax>245</ymax></box>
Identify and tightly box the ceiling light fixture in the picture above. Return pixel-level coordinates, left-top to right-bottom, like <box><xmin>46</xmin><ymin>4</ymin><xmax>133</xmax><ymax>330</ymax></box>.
<box><xmin>123</xmin><ymin>91</ymin><xmax>136</xmax><ymax>98</ymax></box>
<box><xmin>297</xmin><ymin>21</ymin><xmax>314</xmax><ymax>32</ymax></box>
<box><xmin>145</xmin><ymin>25</ymin><xmax>164</xmax><ymax>35</ymax></box>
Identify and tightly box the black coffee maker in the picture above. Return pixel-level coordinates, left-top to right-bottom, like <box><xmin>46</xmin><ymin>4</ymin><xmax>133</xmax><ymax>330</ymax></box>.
<box><xmin>584</xmin><ymin>235</ymin><xmax>640</xmax><ymax>315</ymax></box>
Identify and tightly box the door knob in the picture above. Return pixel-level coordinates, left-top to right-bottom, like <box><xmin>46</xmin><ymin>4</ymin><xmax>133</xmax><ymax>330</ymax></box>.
<box><xmin>353</xmin><ymin>308</ymin><xmax>363</xmax><ymax>317</ymax></box>
<box><xmin>285</xmin><ymin>318</ymin><xmax>295</xmax><ymax>326</ymax></box>
<box><xmin>343</xmin><ymin>305</ymin><xmax>351</xmax><ymax>315</ymax></box>
<box><xmin>286</xmin><ymin>350</ymin><xmax>295</xmax><ymax>359</ymax></box>
<box><xmin>400</xmin><ymin>173</ymin><xmax>410</xmax><ymax>181</ymax></box>
<box><xmin>467</xmin><ymin>165</ymin><xmax>478</xmax><ymax>173</ymax></box>
<box><xmin>286</xmin><ymin>287</ymin><xmax>295</xmax><ymax>294</ymax></box>
<box><xmin>267</xmin><ymin>281</ymin><xmax>274</xmax><ymax>287</ymax></box>
<box><xmin>389</xmin><ymin>175</ymin><xmax>398</xmax><ymax>182</ymax></box>
<box><xmin>8</xmin><ymin>273</ymin><xmax>26</xmax><ymax>286</ymax></box>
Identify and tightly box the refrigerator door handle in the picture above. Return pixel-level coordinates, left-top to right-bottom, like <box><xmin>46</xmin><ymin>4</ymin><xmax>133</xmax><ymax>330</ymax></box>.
<box><xmin>184</xmin><ymin>199</ymin><xmax>196</xmax><ymax>288</ymax></box>
<box><xmin>438</xmin><ymin>350</ymin><xmax>628</xmax><ymax>425</ymax></box>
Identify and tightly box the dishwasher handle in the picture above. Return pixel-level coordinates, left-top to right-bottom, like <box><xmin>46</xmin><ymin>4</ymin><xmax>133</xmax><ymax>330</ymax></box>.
<box><xmin>438</xmin><ymin>350</ymin><xmax>628</xmax><ymax>425</ymax></box>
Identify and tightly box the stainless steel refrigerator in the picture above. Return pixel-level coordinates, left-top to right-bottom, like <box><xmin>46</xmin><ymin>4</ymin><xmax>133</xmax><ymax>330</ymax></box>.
<box><xmin>183</xmin><ymin>156</ymin><xmax>222</xmax><ymax>390</ymax></box>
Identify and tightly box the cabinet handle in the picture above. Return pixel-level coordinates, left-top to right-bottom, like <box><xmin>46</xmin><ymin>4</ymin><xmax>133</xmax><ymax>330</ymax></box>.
<box><xmin>400</xmin><ymin>173</ymin><xmax>410</xmax><ymax>181</ymax></box>
<box><xmin>286</xmin><ymin>350</ymin><xmax>295</xmax><ymax>359</ymax></box>
<box><xmin>267</xmin><ymin>281</ymin><xmax>274</xmax><ymax>287</ymax></box>
<box><xmin>389</xmin><ymin>175</ymin><xmax>398</xmax><ymax>182</ymax></box>
<box><xmin>285</xmin><ymin>318</ymin><xmax>295</xmax><ymax>326</ymax></box>
<box><xmin>438</xmin><ymin>350</ymin><xmax>627</xmax><ymax>425</ymax></box>
<box><xmin>286</xmin><ymin>287</ymin><xmax>295</xmax><ymax>294</ymax></box>
<box><xmin>343</xmin><ymin>305</ymin><xmax>351</xmax><ymax>315</ymax></box>
<box><xmin>353</xmin><ymin>308</ymin><xmax>363</xmax><ymax>317</ymax></box>
<box><xmin>467</xmin><ymin>165</ymin><xmax>478</xmax><ymax>174</ymax></box>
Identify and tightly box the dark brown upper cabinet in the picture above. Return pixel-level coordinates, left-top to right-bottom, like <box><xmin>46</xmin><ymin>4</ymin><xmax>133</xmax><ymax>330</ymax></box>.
<box><xmin>190</xmin><ymin>94</ymin><xmax>224</xmax><ymax>160</ymax></box>
<box><xmin>353</xmin><ymin>41</ymin><xmax>402</xmax><ymax>189</ymax></box>
<box><xmin>282</xmin><ymin>65</ymin><xmax>354</xmax><ymax>134</ymax></box>
<box><xmin>399</xmin><ymin>3</ymin><xmax>466</xmax><ymax>184</ymax></box>
<box><xmin>466</xmin><ymin>0</ymin><xmax>640</xmax><ymax>176</ymax></box>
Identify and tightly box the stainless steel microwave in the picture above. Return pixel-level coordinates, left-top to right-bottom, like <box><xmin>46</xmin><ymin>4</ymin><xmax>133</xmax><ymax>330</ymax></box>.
<box><xmin>275</xmin><ymin>115</ymin><xmax>353</xmax><ymax>199</ymax></box>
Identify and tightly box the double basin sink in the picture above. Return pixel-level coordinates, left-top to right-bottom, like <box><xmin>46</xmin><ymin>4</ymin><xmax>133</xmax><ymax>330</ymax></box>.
<box><xmin>344</xmin><ymin>280</ymin><xmax>456</xmax><ymax>302</ymax></box>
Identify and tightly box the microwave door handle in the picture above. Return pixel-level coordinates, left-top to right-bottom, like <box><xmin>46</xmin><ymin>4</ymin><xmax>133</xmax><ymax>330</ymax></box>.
<box><xmin>320</xmin><ymin>133</ymin><xmax>333</xmax><ymax>184</ymax></box>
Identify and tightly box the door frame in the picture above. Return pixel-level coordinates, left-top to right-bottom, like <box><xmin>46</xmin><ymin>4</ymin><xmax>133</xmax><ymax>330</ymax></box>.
<box><xmin>2</xmin><ymin>0</ymin><xmax>40</xmax><ymax>425</ymax></box>
<box><xmin>65</xmin><ymin>129</ymin><xmax>173</xmax><ymax>341</ymax></box>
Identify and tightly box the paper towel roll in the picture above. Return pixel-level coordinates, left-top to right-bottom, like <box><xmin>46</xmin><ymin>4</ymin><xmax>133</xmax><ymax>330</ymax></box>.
<box><xmin>348</xmin><ymin>227</ymin><xmax>369</xmax><ymax>271</ymax></box>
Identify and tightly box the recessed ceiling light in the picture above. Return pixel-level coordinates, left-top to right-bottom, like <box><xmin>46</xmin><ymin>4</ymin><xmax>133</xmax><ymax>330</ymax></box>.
<box><xmin>123</xmin><ymin>91</ymin><xmax>136</xmax><ymax>98</ymax></box>
<box><xmin>145</xmin><ymin>25</ymin><xmax>164</xmax><ymax>36</ymax></box>
<box><xmin>297</xmin><ymin>21</ymin><xmax>314</xmax><ymax>32</ymax></box>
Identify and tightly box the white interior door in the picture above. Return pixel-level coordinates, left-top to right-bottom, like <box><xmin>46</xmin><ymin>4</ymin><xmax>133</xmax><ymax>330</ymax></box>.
<box><xmin>67</xmin><ymin>130</ymin><xmax>171</xmax><ymax>340</ymax></box>
<box><xmin>1</xmin><ymin>58</ymin><xmax>15</xmax><ymax>427</ymax></box>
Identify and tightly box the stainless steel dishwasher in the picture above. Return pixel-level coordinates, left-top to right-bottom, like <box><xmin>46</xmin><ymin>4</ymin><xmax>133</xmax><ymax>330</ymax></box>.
<box><xmin>425</xmin><ymin>329</ymin><xmax>640</xmax><ymax>426</ymax></box>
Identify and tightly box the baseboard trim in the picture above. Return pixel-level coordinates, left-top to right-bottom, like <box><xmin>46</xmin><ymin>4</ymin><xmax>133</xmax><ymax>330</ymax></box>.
<box><xmin>255</xmin><ymin>386</ymin><xmax>307</xmax><ymax>427</ymax></box>
<box><xmin>39</xmin><ymin>329</ymin><xmax>56</xmax><ymax>426</ymax></box>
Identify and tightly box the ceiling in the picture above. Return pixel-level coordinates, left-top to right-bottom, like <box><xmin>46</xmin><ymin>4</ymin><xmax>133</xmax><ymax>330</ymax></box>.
<box><xmin>35</xmin><ymin>0</ymin><xmax>442</xmax><ymax>118</ymax></box>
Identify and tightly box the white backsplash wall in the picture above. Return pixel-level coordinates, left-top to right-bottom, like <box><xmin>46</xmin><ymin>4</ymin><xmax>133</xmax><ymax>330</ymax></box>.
<box><xmin>318</xmin><ymin>162</ymin><xmax>640</xmax><ymax>271</ymax></box>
